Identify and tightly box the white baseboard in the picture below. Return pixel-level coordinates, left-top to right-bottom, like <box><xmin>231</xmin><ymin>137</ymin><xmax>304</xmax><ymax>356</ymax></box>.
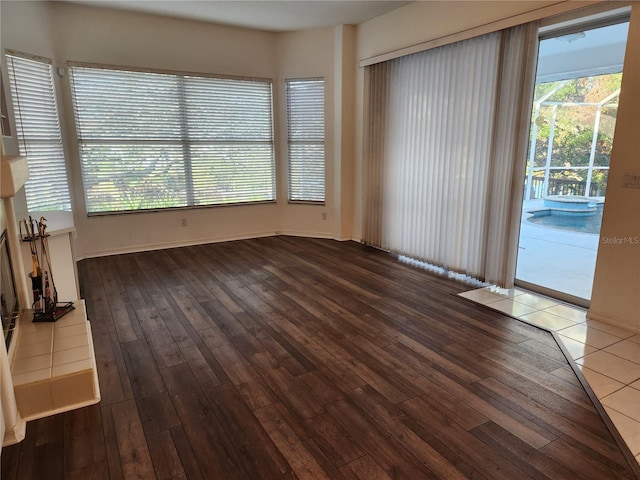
<box><xmin>587</xmin><ymin>309</ymin><xmax>640</xmax><ymax>335</ymax></box>
<box><xmin>280</xmin><ymin>230</ymin><xmax>335</xmax><ymax>240</ymax></box>
<box><xmin>279</xmin><ymin>231</ymin><xmax>358</xmax><ymax>242</ymax></box>
<box><xmin>335</xmin><ymin>234</ymin><xmax>356</xmax><ymax>242</ymax></box>
<box><xmin>78</xmin><ymin>231</ymin><xmax>357</xmax><ymax>260</ymax></box>
<box><xmin>78</xmin><ymin>231</ymin><xmax>278</xmax><ymax>260</ymax></box>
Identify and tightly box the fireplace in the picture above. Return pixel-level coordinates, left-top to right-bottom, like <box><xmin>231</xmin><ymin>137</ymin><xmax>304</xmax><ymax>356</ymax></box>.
<box><xmin>1</xmin><ymin>150</ymin><xmax>30</xmax><ymax>448</ymax></box>
<box><xmin>1</xmin><ymin>229</ymin><xmax>19</xmax><ymax>348</ymax></box>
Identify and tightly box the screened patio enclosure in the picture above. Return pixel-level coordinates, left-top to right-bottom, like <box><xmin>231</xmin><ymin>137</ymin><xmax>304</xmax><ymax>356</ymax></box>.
<box><xmin>524</xmin><ymin>17</ymin><xmax>628</xmax><ymax>203</ymax></box>
<box><xmin>524</xmin><ymin>76</ymin><xmax>620</xmax><ymax>202</ymax></box>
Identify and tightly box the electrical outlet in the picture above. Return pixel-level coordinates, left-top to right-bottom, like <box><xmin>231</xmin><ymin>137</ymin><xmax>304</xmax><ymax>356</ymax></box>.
<box><xmin>181</xmin><ymin>218</ymin><xmax>187</xmax><ymax>227</ymax></box>
<box><xmin>322</xmin><ymin>212</ymin><xmax>327</xmax><ymax>220</ymax></box>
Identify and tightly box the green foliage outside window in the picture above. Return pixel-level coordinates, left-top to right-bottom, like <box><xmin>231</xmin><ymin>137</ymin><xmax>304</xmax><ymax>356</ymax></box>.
<box><xmin>527</xmin><ymin>73</ymin><xmax>621</xmax><ymax>196</ymax></box>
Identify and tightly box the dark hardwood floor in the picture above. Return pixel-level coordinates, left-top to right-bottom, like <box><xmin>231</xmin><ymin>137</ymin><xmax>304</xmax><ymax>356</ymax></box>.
<box><xmin>2</xmin><ymin>236</ymin><xmax>638</xmax><ymax>479</ymax></box>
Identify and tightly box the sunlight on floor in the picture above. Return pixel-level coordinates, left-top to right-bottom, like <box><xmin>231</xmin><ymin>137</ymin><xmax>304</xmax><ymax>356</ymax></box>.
<box><xmin>459</xmin><ymin>287</ymin><xmax>640</xmax><ymax>465</ymax></box>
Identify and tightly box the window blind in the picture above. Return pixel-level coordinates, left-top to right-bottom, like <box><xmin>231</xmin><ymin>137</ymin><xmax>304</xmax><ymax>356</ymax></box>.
<box><xmin>286</xmin><ymin>78</ymin><xmax>325</xmax><ymax>203</ymax></box>
<box><xmin>6</xmin><ymin>53</ymin><xmax>72</xmax><ymax>212</ymax></box>
<box><xmin>364</xmin><ymin>24</ymin><xmax>537</xmax><ymax>286</ymax></box>
<box><xmin>69</xmin><ymin>64</ymin><xmax>275</xmax><ymax>214</ymax></box>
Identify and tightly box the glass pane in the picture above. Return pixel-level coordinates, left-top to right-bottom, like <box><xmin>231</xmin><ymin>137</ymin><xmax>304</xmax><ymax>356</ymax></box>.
<box><xmin>286</xmin><ymin>78</ymin><xmax>325</xmax><ymax>202</ymax></box>
<box><xmin>547</xmin><ymin>169</ymin><xmax>588</xmax><ymax>196</ymax></box>
<box><xmin>71</xmin><ymin>67</ymin><xmax>276</xmax><ymax>213</ymax></box>
<box><xmin>191</xmin><ymin>144</ymin><xmax>275</xmax><ymax>205</ymax></box>
<box><xmin>550</xmin><ymin>106</ymin><xmax>595</xmax><ymax>168</ymax></box>
<box><xmin>517</xmin><ymin>20</ymin><xmax>628</xmax><ymax>302</ymax></box>
<box><xmin>71</xmin><ymin>68</ymin><xmax>182</xmax><ymax>141</ymax></box>
<box><xmin>594</xmin><ymin>104</ymin><xmax>618</xmax><ymax>167</ymax></box>
<box><xmin>7</xmin><ymin>54</ymin><xmax>72</xmax><ymax>212</ymax></box>
<box><xmin>289</xmin><ymin>143</ymin><xmax>325</xmax><ymax>202</ymax></box>
<box><xmin>184</xmin><ymin>77</ymin><xmax>273</xmax><ymax>141</ymax></box>
<box><xmin>80</xmin><ymin>144</ymin><xmax>187</xmax><ymax>213</ymax></box>
<box><xmin>589</xmin><ymin>169</ymin><xmax>608</xmax><ymax>197</ymax></box>
<box><xmin>531</xmin><ymin>105</ymin><xmax>553</xmax><ymax>168</ymax></box>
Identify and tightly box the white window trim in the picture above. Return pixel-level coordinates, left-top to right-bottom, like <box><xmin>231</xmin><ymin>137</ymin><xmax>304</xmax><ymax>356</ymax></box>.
<box><xmin>68</xmin><ymin>62</ymin><xmax>276</xmax><ymax>215</ymax></box>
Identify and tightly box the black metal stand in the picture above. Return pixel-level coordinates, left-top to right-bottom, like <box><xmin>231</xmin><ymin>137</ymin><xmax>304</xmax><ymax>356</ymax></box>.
<box><xmin>20</xmin><ymin>216</ymin><xmax>74</xmax><ymax>323</ymax></box>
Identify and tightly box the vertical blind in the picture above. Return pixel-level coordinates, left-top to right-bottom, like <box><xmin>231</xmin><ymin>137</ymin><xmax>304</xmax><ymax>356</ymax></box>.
<box><xmin>364</xmin><ymin>24</ymin><xmax>537</xmax><ymax>286</ymax></box>
<box><xmin>6</xmin><ymin>52</ymin><xmax>72</xmax><ymax>212</ymax></box>
<box><xmin>69</xmin><ymin>64</ymin><xmax>275</xmax><ymax>214</ymax></box>
<box><xmin>286</xmin><ymin>78</ymin><xmax>326</xmax><ymax>203</ymax></box>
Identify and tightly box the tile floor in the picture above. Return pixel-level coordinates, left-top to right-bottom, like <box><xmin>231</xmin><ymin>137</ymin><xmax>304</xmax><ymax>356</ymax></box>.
<box><xmin>459</xmin><ymin>286</ymin><xmax>640</xmax><ymax>465</ymax></box>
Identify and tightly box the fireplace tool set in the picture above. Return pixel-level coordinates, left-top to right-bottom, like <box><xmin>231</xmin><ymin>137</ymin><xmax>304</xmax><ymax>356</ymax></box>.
<box><xmin>19</xmin><ymin>216</ymin><xmax>74</xmax><ymax>322</ymax></box>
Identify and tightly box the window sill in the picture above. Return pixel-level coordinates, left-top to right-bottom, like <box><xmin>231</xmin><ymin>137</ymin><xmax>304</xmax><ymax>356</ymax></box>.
<box><xmin>287</xmin><ymin>200</ymin><xmax>325</xmax><ymax>206</ymax></box>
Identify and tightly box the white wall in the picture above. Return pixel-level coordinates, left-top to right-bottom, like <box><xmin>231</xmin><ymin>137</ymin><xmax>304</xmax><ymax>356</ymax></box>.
<box><xmin>1</xmin><ymin>1</ymin><xmax>351</xmax><ymax>258</ymax></box>
<box><xmin>589</xmin><ymin>5</ymin><xmax>640</xmax><ymax>333</ymax></box>
<box><xmin>0</xmin><ymin>1</ymin><xmax>54</xmax><ymax>59</ymax></box>
<box><xmin>352</xmin><ymin>0</ymin><xmax>599</xmax><ymax>239</ymax></box>
<box><xmin>0</xmin><ymin>0</ymin><xmax>53</xmax><ymax>222</ymax></box>
<box><xmin>333</xmin><ymin>25</ymin><xmax>357</xmax><ymax>241</ymax></box>
<box><xmin>354</xmin><ymin>1</ymin><xmax>640</xmax><ymax>332</ymax></box>
<box><xmin>50</xmin><ymin>2</ymin><xmax>283</xmax><ymax>258</ymax></box>
<box><xmin>274</xmin><ymin>25</ymin><xmax>357</xmax><ymax>241</ymax></box>
<box><xmin>357</xmin><ymin>1</ymin><xmax>560</xmax><ymax>62</ymax></box>
<box><xmin>275</xmin><ymin>27</ymin><xmax>336</xmax><ymax>238</ymax></box>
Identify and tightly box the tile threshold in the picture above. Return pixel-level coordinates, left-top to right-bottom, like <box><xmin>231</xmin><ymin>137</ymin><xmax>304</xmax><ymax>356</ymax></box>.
<box><xmin>458</xmin><ymin>287</ymin><xmax>640</xmax><ymax>468</ymax></box>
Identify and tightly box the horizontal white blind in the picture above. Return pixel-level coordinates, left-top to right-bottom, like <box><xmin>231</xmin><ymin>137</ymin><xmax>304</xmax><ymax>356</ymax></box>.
<box><xmin>184</xmin><ymin>77</ymin><xmax>275</xmax><ymax>205</ymax></box>
<box><xmin>6</xmin><ymin>53</ymin><xmax>72</xmax><ymax>212</ymax></box>
<box><xmin>69</xmin><ymin>65</ymin><xmax>275</xmax><ymax>214</ymax></box>
<box><xmin>286</xmin><ymin>78</ymin><xmax>325</xmax><ymax>203</ymax></box>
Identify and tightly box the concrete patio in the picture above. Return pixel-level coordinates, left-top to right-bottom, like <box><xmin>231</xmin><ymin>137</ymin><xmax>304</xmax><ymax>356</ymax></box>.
<box><xmin>515</xmin><ymin>199</ymin><xmax>600</xmax><ymax>300</ymax></box>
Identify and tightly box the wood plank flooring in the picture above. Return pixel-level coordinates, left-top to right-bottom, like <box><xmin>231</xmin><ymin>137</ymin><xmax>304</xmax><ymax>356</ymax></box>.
<box><xmin>2</xmin><ymin>236</ymin><xmax>638</xmax><ymax>479</ymax></box>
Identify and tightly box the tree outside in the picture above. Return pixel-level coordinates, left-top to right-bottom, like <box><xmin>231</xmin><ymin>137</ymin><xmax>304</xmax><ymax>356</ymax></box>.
<box><xmin>526</xmin><ymin>73</ymin><xmax>621</xmax><ymax>199</ymax></box>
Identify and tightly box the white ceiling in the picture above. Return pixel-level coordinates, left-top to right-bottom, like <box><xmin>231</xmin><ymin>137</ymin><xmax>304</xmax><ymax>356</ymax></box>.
<box><xmin>537</xmin><ymin>21</ymin><xmax>629</xmax><ymax>83</ymax></box>
<box><xmin>62</xmin><ymin>0</ymin><xmax>412</xmax><ymax>32</ymax></box>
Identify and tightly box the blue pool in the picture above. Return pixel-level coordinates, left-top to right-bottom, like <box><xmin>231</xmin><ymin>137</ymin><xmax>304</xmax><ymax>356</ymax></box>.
<box><xmin>527</xmin><ymin>207</ymin><xmax>603</xmax><ymax>234</ymax></box>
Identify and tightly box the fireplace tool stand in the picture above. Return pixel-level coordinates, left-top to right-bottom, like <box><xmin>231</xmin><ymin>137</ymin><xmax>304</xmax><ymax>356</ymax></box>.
<box><xmin>19</xmin><ymin>216</ymin><xmax>74</xmax><ymax>322</ymax></box>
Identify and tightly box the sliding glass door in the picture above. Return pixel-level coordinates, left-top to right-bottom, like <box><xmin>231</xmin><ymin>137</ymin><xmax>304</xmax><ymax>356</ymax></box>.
<box><xmin>515</xmin><ymin>17</ymin><xmax>630</xmax><ymax>304</ymax></box>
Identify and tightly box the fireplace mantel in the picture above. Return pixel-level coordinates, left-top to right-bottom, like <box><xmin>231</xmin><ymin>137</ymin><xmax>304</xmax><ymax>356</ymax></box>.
<box><xmin>1</xmin><ymin>154</ymin><xmax>29</xmax><ymax>199</ymax></box>
<box><xmin>1</xmin><ymin>154</ymin><xmax>101</xmax><ymax>450</ymax></box>
<box><xmin>1</xmin><ymin>153</ymin><xmax>29</xmax><ymax>449</ymax></box>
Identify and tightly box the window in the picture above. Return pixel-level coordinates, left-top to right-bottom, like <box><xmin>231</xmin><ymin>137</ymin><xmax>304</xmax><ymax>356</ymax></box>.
<box><xmin>69</xmin><ymin>64</ymin><xmax>275</xmax><ymax>214</ymax></box>
<box><xmin>6</xmin><ymin>52</ymin><xmax>72</xmax><ymax>212</ymax></box>
<box><xmin>286</xmin><ymin>78</ymin><xmax>325</xmax><ymax>203</ymax></box>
